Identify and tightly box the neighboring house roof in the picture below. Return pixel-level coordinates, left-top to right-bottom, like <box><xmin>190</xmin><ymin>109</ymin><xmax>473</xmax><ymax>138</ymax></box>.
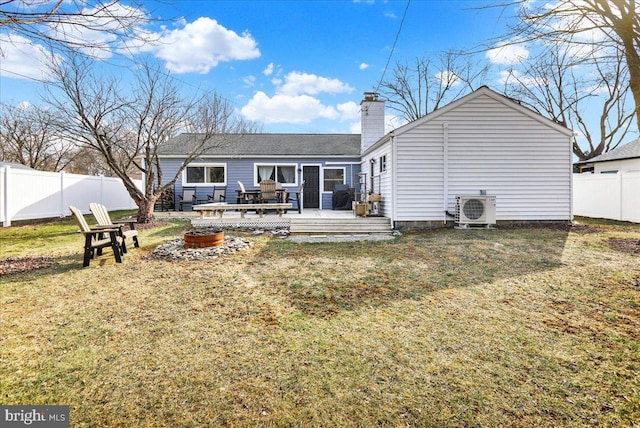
<box><xmin>159</xmin><ymin>133</ymin><xmax>361</xmax><ymax>158</ymax></box>
<box><xmin>364</xmin><ymin>86</ymin><xmax>573</xmax><ymax>155</ymax></box>
<box><xmin>579</xmin><ymin>138</ymin><xmax>640</xmax><ymax>164</ymax></box>
<box><xmin>0</xmin><ymin>162</ymin><xmax>34</xmax><ymax>170</ymax></box>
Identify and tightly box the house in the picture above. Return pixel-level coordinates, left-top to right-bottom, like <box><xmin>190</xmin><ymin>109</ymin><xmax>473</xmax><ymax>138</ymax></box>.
<box><xmin>159</xmin><ymin>86</ymin><xmax>574</xmax><ymax>228</ymax></box>
<box><xmin>0</xmin><ymin>162</ymin><xmax>35</xmax><ymax>170</ymax></box>
<box><xmin>359</xmin><ymin>87</ymin><xmax>574</xmax><ymax>228</ymax></box>
<box><xmin>574</xmin><ymin>138</ymin><xmax>640</xmax><ymax>174</ymax></box>
<box><xmin>158</xmin><ymin>133</ymin><xmax>361</xmax><ymax>210</ymax></box>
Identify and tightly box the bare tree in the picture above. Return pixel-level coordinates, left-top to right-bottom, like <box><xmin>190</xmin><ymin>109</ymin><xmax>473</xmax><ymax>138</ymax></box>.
<box><xmin>500</xmin><ymin>42</ymin><xmax>635</xmax><ymax>161</ymax></box>
<box><xmin>380</xmin><ymin>50</ymin><xmax>488</xmax><ymax>122</ymax></box>
<box><xmin>0</xmin><ymin>0</ymin><xmax>154</xmax><ymax>56</ymax></box>
<box><xmin>0</xmin><ymin>102</ymin><xmax>78</xmax><ymax>171</ymax></box>
<box><xmin>63</xmin><ymin>146</ymin><xmax>114</xmax><ymax>175</ymax></box>
<box><xmin>489</xmin><ymin>0</ymin><xmax>640</xmax><ymax>131</ymax></box>
<box><xmin>46</xmin><ymin>55</ymin><xmax>259</xmax><ymax>222</ymax></box>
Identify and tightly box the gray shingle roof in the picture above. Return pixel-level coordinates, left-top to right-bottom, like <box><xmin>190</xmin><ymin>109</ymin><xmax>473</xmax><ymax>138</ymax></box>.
<box><xmin>586</xmin><ymin>138</ymin><xmax>640</xmax><ymax>163</ymax></box>
<box><xmin>159</xmin><ymin>133</ymin><xmax>361</xmax><ymax>157</ymax></box>
<box><xmin>0</xmin><ymin>162</ymin><xmax>34</xmax><ymax>170</ymax></box>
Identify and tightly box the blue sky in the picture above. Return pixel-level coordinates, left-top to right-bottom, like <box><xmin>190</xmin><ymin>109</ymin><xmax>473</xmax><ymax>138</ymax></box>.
<box><xmin>0</xmin><ymin>0</ymin><xmax>525</xmax><ymax>134</ymax></box>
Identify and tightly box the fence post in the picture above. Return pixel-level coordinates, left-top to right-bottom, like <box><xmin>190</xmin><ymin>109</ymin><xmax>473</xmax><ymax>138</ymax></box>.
<box><xmin>60</xmin><ymin>171</ymin><xmax>66</xmax><ymax>218</ymax></box>
<box><xmin>617</xmin><ymin>172</ymin><xmax>623</xmax><ymax>221</ymax></box>
<box><xmin>1</xmin><ymin>166</ymin><xmax>9</xmax><ymax>227</ymax></box>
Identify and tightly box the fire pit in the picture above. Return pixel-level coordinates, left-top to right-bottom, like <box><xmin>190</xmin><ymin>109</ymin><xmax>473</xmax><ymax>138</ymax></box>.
<box><xmin>184</xmin><ymin>229</ymin><xmax>224</xmax><ymax>248</ymax></box>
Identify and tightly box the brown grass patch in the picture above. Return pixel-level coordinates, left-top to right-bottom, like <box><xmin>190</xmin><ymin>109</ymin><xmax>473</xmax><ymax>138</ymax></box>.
<box><xmin>0</xmin><ymin>256</ymin><xmax>55</xmax><ymax>275</ymax></box>
<box><xmin>608</xmin><ymin>238</ymin><xmax>640</xmax><ymax>254</ymax></box>
<box><xmin>1</xmin><ymin>218</ymin><xmax>640</xmax><ymax>426</ymax></box>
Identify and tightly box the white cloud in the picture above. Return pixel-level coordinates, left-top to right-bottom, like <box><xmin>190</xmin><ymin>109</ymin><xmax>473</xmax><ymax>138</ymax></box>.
<box><xmin>243</xmin><ymin>75</ymin><xmax>256</xmax><ymax>87</ymax></box>
<box><xmin>385</xmin><ymin>114</ymin><xmax>405</xmax><ymax>132</ymax></box>
<box><xmin>434</xmin><ymin>70</ymin><xmax>461</xmax><ymax>86</ymax></box>
<box><xmin>241</xmin><ymin>70</ymin><xmax>356</xmax><ymax>125</ymax></box>
<box><xmin>277</xmin><ymin>71</ymin><xmax>354</xmax><ymax>96</ymax></box>
<box><xmin>0</xmin><ymin>34</ymin><xmax>58</xmax><ymax>81</ymax></box>
<box><xmin>137</xmin><ymin>17</ymin><xmax>260</xmax><ymax>74</ymax></box>
<box><xmin>349</xmin><ymin>112</ymin><xmax>404</xmax><ymax>134</ymax></box>
<box><xmin>497</xmin><ymin>69</ymin><xmax>542</xmax><ymax>87</ymax></box>
<box><xmin>263</xmin><ymin>62</ymin><xmax>274</xmax><ymax>76</ymax></box>
<box><xmin>545</xmin><ymin>1</ymin><xmax>609</xmax><ymax>44</ymax></box>
<box><xmin>359</xmin><ymin>62</ymin><xmax>369</xmax><ymax>70</ymax></box>
<box><xmin>241</xmin><ymin>92</ymin><xmax>339</xmax><ymax>124</ymax></box>
<box><xmin>48</xmin><ymin>2</ymin><xmax>146</xmax><ymax>59</ymax></box>
<box><xmin>337</xmin><ymin>101</ymin><xmax>360</xmax><ymax>120</ymax></box>
<box><xmin>486</xmin><ymin>44</ymin><xmax>529</xmax><ymax>65</ymax></box>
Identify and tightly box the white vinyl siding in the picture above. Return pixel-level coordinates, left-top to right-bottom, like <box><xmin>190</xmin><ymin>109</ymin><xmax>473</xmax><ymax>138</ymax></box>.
<box><xmin>393</xmin><ymin>92</ymin><xmax>572</xmax><ymax>222</ymax></box>
<box><xmin>362</xmin><ymin>144</ymin><xmax>393</xmax><ymax>217</ymax></box>
<box><xmin>394</xmin><ymin>127</ymin><xmax>445</xmax><ymax>221</ymax></box>
<box><xmin>594</xmin><ymin>158</ymin><xmax>640</xmax><ymax>173</ymax></box>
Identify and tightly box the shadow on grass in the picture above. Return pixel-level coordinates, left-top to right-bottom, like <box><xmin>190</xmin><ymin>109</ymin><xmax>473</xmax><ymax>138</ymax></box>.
<box><xmin>256</xmin><ymin>226</ymin><xmax>570</xmax><ymax>318</ymax></box>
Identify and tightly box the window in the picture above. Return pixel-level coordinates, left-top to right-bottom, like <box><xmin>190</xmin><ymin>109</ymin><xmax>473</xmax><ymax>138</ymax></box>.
<box><xmin>255</xmin><ymin>164</ymin><xmax>297</xmax><ymax>184</ymax></box>
<box><xmin>183</xmin><ymin>164</ymin><xmax>226</xmax><ymax>185</ymax></box>
<box><xmin>380</xmin><ymin>155</ymin><xmax>387</xmax><ymax>173</ymax></box>
<box><xmin>323</xmin><ymin>167</ymin><xmax>345</xmax><ymax>192</ymax></box>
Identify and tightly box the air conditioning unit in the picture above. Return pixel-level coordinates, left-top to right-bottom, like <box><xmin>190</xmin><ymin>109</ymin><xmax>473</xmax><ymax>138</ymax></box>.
<box><xmin>455</xmin><ymin>195</ymin><xmax>496</xmax><ymax>228</ymax></box>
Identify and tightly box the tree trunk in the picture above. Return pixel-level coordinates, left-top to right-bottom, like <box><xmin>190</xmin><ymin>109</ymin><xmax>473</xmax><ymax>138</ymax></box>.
<box><xmin>623</xmin><ymin>42</ymin><xmax>640</xmax><ymax>132</ymax></box>
<box><xmin>137</xmin><ymin>196</ymin><xmax>158</xmax><ymax>224</ymax></box>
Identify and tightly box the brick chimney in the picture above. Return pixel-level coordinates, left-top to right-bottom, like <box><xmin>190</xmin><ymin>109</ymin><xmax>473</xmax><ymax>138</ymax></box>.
<box><xmin>360</xmin><ymin>92</ymin><xmax>385</xmax><ymax>153</ymax></box>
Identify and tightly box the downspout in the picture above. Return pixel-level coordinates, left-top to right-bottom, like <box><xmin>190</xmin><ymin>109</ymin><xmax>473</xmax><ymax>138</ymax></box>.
<box><xmin>443</xmin><ymin>122</ymin><xmax>449</xmax><ymax>223</ymax></box>
<box><xmin>390</xmin><ymin>132</ymin><xmax>397</xmax><ymax>227</ymax></box>
<box><xmin>570</xmin><ymin>133</ymin><xmax>576</xmax><ymax>222</ymax></box>
<box><xmin>1</xmin><ymin>166</ymin><xmax>9</xmax><ymax>227</ymax></box>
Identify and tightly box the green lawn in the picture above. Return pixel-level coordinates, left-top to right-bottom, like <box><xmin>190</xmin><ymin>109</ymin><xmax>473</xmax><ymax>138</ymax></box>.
<box><xmin>1</xmin><ymin>214</ymin><xmax>639</xmax><ymax>427</ymax></box>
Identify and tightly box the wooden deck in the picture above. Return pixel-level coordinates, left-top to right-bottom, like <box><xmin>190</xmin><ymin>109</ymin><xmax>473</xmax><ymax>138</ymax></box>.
<box><xmin>154</xmin><ymin>209</ymin><xmax>393</xmax><ymax>235</ymax></box>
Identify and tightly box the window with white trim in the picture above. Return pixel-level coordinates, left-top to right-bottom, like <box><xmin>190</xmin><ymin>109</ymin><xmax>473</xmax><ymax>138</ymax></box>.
<box><xmin>323</xmin><ymin>167</ymin><xmax>345</xmax><ymax>192</ymax></box>
<box><xmin>255</xmin><ymin>164</ymin><xmax>297</xmax><ymax>185</ymax></box>
<box><xmin>183</xmin><ymin>164</ymin><xmax>226</xmax><ymax>186</ymax></box>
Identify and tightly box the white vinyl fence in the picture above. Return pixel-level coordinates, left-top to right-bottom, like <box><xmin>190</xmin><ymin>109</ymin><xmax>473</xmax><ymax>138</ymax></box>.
<box><xmin>573</xmin><ymin>172</ymin><xmax>640</xmax><ymax>223</ymax></box>
<box><xmin>1</xmin><ymin>165</ymin><xmax>141</xmax><ymax>227</ymax></box>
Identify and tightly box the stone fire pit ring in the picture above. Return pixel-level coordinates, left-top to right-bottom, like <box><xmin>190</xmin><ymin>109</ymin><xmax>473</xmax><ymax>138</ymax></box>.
<box><xmin>184</xmin><ymin>229</ymin><xmax>225</xmax><ymax>248</ymax></box>
<box><xmin>151</xmin><ymin>231</ymin><xmax>253</xmax><ymax>261</ymax></box>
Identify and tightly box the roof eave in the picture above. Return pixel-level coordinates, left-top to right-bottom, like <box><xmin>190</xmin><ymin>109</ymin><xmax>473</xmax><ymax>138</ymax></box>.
<box><xmin>362</xmin><ymin>133</ymin><xmax>394</xmax><ymax>157</ymax></box>
<box><xmin>391</xmin><ymin>86</ymin><xmax>574</xmax><ymax>137</ymax></box>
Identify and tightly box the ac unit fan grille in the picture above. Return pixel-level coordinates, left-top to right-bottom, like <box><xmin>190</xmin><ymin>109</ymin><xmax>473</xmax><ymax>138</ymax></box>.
<box><xmin>462</xmin><ymin>199</ymin><xmax>485</xmax><ymax>220</ymax></box>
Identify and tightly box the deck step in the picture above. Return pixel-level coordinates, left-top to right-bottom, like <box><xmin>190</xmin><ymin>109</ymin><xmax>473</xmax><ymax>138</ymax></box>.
<box><xmin>289</xmin><ymin>216</ymin><xmax>392</xmax><ymax>235</ymax></box>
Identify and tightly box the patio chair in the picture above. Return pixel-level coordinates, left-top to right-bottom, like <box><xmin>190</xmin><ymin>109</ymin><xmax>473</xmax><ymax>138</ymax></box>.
<box><xmin>285</xmin><ymin>181</ymin><xmax>304</xmax><ymax>214</ymax></box>
<box><xmin>237</xmin><ymin>181</ymin><xmax>258</xmax><ymax>204</ymax></box>
<box><xmin>178</xmin><ymin>188</ymin><xmax>196</xmax><ymax>211</ymax></box>
<box><xmin>193</xmin><ymin>191</ymin><xmax>209</xmax><ymax>205</ymax></box>
<box><xmin>69</xmin><ymin>206</ymin><xmax>123</xmax><ymax>267</ymax></box>
<box><xmin>259</xmin><ymin>179</ymin><xmax>278</xmax><ymax>203</ymax></box>
<box><xmin>89</xmin><ymin>202</ymin><xmax>139</xmax><ymax>252</ymax></box>
<box><xmin>208</xmin><ymin>186</ymin><xmax>227</xmax><ymax>203</ymax></box>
